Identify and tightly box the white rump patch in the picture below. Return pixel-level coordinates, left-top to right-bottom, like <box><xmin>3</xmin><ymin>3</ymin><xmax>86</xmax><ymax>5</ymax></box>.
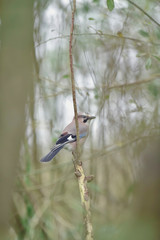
<box><xmin>67</xmin><ymin>135</ymin><xmax>74</xmax><ymax>141</ymax></box>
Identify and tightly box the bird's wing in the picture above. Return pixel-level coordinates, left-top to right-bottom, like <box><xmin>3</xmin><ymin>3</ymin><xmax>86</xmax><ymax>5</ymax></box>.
<box><xmin>40</xmin><ymin>144</ymin><xmax>65</xmax><ymax>162</ymax></box>
<box><xmin>57</xmin><ymin>131</ymin><xmax>87</xmax><ymax>143</ymax></box>
<box><xmin>40</xmin><ymin>133</ymin><xmax>76</xmax><ymax>162</ymax></box>
<box><xmin>56</xmin><ymin>133</ymin><xmax>76</xmax><ymax>144</ymax></box>
<box><xmin>40</xmin><ymin>130</ymin><xmax>88</xmax><ymax>162</ymax></box>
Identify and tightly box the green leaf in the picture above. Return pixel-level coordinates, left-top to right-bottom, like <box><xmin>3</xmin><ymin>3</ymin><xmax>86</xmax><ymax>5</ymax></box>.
<box><xmin>27</xmin><ymin>203</ymin><xmax>34</xmax><ymax>218</ymax></box>
<box><xmin>145</xmin><ymin>58</ymin><xmax>152</xmax><ymax>70</ymax></box>
<box><xmin>136</xmin><ymin>53</ymin><xmax>147</xmax><ymax>58</ymax></box>
<box><xmin>88</xmin><ymin>17</ymin><xmax>95</xmax><ymax>20</ymax></box>
<box><xmin>94</xmin><ymin>88</ymin><xmax>99</xmax><ymax>99</ymax></box>
<box><xmin>83</xmin><ymin>3</ymin><xmax>90</xmax><ymax>13</ymax></box>
<box><xmin>97</xmin><ymin>30</ymin><xmax>103</xmax><ymax>34</ymax></box>
<box><xmin>156</xmin><ymin>30</ymin><xmax>160</xmax><ymax>39</ymax></box>
<box><xmin>138</xmin><ymin>30</ymin><xmax>149</xmax><ymax>38</ymax></box>
<box><xmin>62</xmin><ymin>74</ymin><xmax>69</xmax><ymax>79</ymax></box>
<box><xmin>106</xmin><ymin>0</ymin><xmax>114</xmax><ymax>11</ymax></box>
<box><xmin>94</xmin><ymin>94</ymin><xmax>99</xmax><ymax>99</ymax></box>
<box><xmin>105</xmin><ymin>95</ymin><xmax>109</xmax><ymax>99</ymax></box>
<box><xmin>148</xmin><ymin>83</ymin><xmax>160</xmax><ymax>98</ymax></box>
<box><xmin>152</xmin><ymin>55</ymin><xmax>160</xmax><ymax>62</ymax></box>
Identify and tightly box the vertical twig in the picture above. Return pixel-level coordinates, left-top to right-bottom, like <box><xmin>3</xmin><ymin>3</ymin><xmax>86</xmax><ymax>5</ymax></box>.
<box><xmin>69</xmin><ymin>0</ymin><xmax>94</xmax><ymax>239</ymax></box>
<box><xmin>69</xmin><ymin>0</ymin><xmax>80</xmax><ymax>159</ymax></box>
<box><xmin>75</xmin><ymin>165</ymin><xmax>94</xmax><ymax>240</ymax></box>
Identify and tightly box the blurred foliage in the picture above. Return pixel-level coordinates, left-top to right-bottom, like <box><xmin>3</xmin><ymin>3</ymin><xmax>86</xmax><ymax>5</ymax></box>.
<box><xmin>1</xmin><ymin>0</ymin><xmax>160</xmax><ymax>239</ymax></box>
<box><xmin>107</xmin><ymin>0</ymin><xmax>115</xmax><ymax>11</ymax></box>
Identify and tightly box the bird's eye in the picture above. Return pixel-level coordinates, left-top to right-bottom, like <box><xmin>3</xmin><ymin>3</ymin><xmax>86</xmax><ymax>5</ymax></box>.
<box><xmin>83</xmin><ymin>117</ymin><xmax>88</xmax><ymax>123</ymax></box>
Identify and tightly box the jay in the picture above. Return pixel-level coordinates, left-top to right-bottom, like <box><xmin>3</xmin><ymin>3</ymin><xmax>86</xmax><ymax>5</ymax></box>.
<box><xmin>40</xmin><ymin>113</ymin><xmax>95</xmax><ymax>162</ymax></box>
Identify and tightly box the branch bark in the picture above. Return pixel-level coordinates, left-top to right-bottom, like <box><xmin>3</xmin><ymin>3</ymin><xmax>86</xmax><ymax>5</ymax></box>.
<box><xmin>127</xmin><ymin>0</ymin><xmax>160</xmax><ymax>28</ymax></box>
<box><xmin>69</xmin><ymin>0</ymin><xmax>80</xmax><ymax>158</ymax></box>
<box><xmin>36</xmin><ymin>32</ymin><xmax>160</xmax><ymax>48</ymax></box>
<box><xmin>69</xmin><ymin>0</ymin><xmax>94</xmax><ymax>239</ymax></box>
<box><xmin>75</xmin><ymin>164</ymin><xmax>94</xmax><ymax>240</ymax></box>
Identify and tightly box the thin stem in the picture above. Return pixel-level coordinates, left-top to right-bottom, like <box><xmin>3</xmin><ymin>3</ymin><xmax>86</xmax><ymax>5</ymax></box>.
<box><xmin>69</xmin><ymin>0</ymin><xmax>80</xmax><ymax>158</ymax></box>
<box><xmin>69</xmin><ymin>1</ymin><xmax>94</xmax><ymax>239</ymax></box>
<box><xmin>36</xmin><ymin>32</ymin><xmax>160</xmax><ymax>48</ymax></box>
<box><xmin>75</xmin><ymin>165</ymin><xmax>93</xmax><ymax>240</ymax></box>
<box><xmin>127</xmin><ymin>0</ymin><xmax>160</xmax><ymax>28</ymax></box>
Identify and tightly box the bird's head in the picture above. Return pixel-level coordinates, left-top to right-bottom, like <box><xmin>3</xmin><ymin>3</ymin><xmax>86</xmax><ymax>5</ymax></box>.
<box><xmin>73</xmin><ymin>112</ymin><xmax>96</xmax><ymax>124</ymax></box>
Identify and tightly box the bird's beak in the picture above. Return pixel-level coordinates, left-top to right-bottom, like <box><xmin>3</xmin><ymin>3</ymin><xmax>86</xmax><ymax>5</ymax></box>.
<box><xmin>87</xmin><ymin>115</ymin><xmax>96</xmax><ymax>120</ymax></box>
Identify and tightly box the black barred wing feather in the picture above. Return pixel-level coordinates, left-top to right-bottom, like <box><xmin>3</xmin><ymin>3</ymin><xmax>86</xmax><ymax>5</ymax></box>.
<box><xmin>56</xmin><ymin>134</ymin><xmax>72</xmax><ymax>144</ymax></box>
<box><xmin>40</xmin><ymin>134</ymin><xmax>76</xmax><ymax>162</ymax></box>
<box><xmin>40</xmin><ymin>144</ymin><xmax>64</xmax><ymax>162</ymax></box>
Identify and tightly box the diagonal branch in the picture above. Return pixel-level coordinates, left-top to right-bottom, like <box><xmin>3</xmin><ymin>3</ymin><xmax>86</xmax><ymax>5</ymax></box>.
<box><xmin>127</xmin><ymin>0</ymin><xmax>160</xmax><ymax>28</ymax></box>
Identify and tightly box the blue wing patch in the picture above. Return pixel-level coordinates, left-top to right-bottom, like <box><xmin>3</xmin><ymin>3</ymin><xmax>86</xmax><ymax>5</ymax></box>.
<box><xmin>80</xmin><ymin>132</ymin><xmax>87</xmax><ymax>138</ymax></box>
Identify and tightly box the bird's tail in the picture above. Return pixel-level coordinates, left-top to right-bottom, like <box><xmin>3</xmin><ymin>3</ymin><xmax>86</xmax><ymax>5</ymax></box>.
<box><xmin>40</xmin><ymin>144</ymin><xmax>65</xmax><ymax>162</ymax></box>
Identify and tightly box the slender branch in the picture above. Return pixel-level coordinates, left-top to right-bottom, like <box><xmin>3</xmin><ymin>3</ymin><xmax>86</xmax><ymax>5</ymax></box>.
<box><xmin>69</xmin><ymin>1</ymin><xmax>94</xmax><ymax>239</ymax></box>
<box><xmin>105</xmin><ymin>73</ymin><xmax>160</xmax><ymax>90</ymax></box>
<box><xmin>36</xmin><ymin>32</ymin><xmax>160</xmax><ymax>48</ymax></box>
<box><xmin>94</xmin><ymin>133</ymin><xmax>160</xmax><ymax>159</ymax></box>
<box><xmin>38</xmin><ymin>73</ymin><xmax>160</xmax><ymax>98</ymax></box>
<box><xmin>75</xmin><ymin>164</ymin><xmax>94</xmax><ymax>240</ymax></box>
<box><xmin>69</xmin><ymin>0</ymin><xmax>80</xmax><ymax>157</ymax></box>
<box><xmin>127</xmin><ymin>0</ymin><xmax>160</xmax><ymax>28</ymax></box>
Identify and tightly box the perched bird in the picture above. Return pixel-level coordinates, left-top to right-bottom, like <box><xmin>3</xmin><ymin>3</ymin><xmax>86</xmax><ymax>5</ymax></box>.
<box><xmin>40</xmin><ymin>113</ymin><xmax>96</xmax><ymax>162</ymax></box>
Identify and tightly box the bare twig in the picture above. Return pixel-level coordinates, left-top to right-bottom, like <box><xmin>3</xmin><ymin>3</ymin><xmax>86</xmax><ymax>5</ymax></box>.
<box><xmin>38</xmin><ymin>73</ymin><xmax>160</xmax><ymax>98</ymax></box>
<box><xmin>93</xmin><ymin>133</ymin><xmax>160</xmax><ymax>159</ymax></box>
<box><xmin>69</xmin><ymin>0</ymin><xmax>80</xmax><ymax>158</ymax></box>
<box><xmin>127</xmin><ymin>0</ymin><xmax>160</xmax><ymax>28</ymax></box>
<box><xmin>36</xmin><ymin>32</ymin><xmax>160</xmax><ymax>48</ymax></box>
<box><xmin>74</xmin><ymin>164</ymin><xmax>94</xmax><ymax>240</ymax></box>
<box><xmin>69</xmin><ymin>1</ymin><xmax>94</xmax><ymax>239</ymax></box>
<box><xmin>105</xmin><ymin>73</ymin><xmax>160</xmax><ymax>90</ymax></box>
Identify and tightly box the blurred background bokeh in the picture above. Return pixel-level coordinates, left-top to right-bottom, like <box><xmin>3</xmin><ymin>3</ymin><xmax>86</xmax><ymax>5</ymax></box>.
<box><xmin>0</xmin><ymin>0</ymin><xmax>160</xmax><ymax>239</ymax></box>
